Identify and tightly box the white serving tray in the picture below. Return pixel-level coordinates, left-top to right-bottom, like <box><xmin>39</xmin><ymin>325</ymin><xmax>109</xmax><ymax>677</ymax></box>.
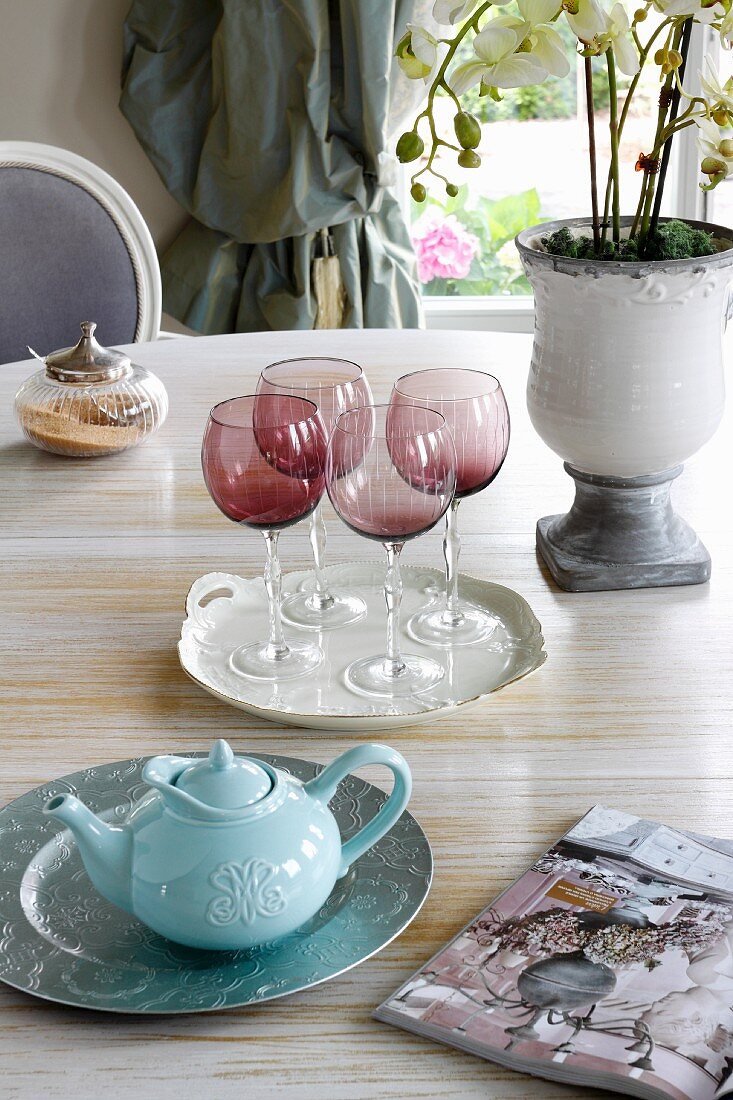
<box><xmin>178</xmin><ymin>563</ymin><xmax>546</xmax><ymax>732</ymax></box>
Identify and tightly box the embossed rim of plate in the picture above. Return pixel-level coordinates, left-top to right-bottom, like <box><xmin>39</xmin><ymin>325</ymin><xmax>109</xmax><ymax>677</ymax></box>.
<box><xmin>178</xmin><ymin>562</ymin><xmax>547</xmax><ymax>730</ymax></box>
<box><xmin>0</xmin><ymin>753</ymin><xmax>432</xmax><ymax>1014</ymax></box>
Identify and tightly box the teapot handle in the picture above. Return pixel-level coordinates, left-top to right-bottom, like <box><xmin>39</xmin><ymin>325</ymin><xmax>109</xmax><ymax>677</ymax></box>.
<box><xmin>304</xmin><ymin>744</ymin><xmax>412</xmax><ymax>878</ymax></box>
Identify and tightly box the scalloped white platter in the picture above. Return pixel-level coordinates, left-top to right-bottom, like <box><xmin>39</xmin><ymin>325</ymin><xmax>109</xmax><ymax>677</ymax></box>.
<box><xmin>178</xmin><ymin>563</ymin><xmax>546</xmax><ymax>732</ymax></box>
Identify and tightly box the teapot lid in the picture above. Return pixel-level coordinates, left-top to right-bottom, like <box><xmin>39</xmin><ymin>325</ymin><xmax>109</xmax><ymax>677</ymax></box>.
<box><xmin>42</xmin><ymin>321</ymin><xmax>132</xmax><ymax>384</ymax></box>
<box><xmin>175</xmin><ymin>740</ymin><xmax>272</xmax><ymax>809</ymax></box>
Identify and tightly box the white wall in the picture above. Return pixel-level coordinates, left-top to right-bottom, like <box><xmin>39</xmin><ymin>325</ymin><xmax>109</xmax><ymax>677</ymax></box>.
<box><xmin>0</xmin><ymin>0</ymin><xmax>191</xmax><ymax>330</ymax></box>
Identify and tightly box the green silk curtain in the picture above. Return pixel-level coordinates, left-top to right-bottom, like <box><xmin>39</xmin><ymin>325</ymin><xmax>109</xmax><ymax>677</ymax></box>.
<box><xmin>120</xmin><ymin>0</ymin><xmax>423</xmax><ymax>332</ymax></box>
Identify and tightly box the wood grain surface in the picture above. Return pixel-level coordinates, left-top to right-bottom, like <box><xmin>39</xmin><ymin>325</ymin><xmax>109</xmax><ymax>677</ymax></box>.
<box><xmin>1</xmin><ymin>328</ymin><xmax>732</xmax><ymax>1100</ymax></box>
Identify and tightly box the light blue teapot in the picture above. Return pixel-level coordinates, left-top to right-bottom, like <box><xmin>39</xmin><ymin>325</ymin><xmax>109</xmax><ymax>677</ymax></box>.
<box><xmin>44</xmin><ymin>740</ymin><xmax>412</xmax><ymax>951</ymax></box>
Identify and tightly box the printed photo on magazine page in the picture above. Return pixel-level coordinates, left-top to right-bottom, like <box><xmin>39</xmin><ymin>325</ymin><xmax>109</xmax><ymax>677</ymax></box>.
<box><xmin>376</xmin><ymin>806</ymin><xmax>733</xmax><ymax>1100</ymax></box>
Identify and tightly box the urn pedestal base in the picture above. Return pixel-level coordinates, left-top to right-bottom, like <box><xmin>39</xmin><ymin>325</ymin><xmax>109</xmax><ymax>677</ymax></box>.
<box><xmin>537</xmin><ymin>464</ymin><xmax>710</xmax><ymax>593</ymax></box>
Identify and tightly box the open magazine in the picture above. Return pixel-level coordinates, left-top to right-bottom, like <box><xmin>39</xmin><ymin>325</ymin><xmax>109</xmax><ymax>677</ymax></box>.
<box><xmin>375</xmin><ymin>806</ymin><xmax>733</xmax><ymax>1100</ymax></box>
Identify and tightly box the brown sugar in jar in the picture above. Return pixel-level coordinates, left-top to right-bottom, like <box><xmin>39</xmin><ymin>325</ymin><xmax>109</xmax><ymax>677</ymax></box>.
<box><xmin>14</xmin><ymin>322</ymin><xmax>168</xmax><ymax>457</ymax></box>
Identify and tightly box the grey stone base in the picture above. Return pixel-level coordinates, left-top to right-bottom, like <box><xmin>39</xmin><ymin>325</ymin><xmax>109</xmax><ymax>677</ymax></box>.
<box><xmin>537</xmin><ymin>464</ymin><xmax>711</xmax><ymax>593</ymax></box>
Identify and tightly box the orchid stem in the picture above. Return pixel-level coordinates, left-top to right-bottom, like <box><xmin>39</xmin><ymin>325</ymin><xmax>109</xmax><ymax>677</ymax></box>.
<box><xmin>584</xmin><ymin>55</ymin><xmax>601</xmax><ymax>253</ymax></box>
<box><xmin>649</xmin><ymin>17</ymin><xmax>693</xmax><ymax>241</ymax></box>
<box><xmin>414</xmin><ymin>3</ymin><xmax>491</xmax><ymax>189</ymax></box>
<box><xmin>638</xmin><ymin>20</ymin><xmax>685</xmax><ymax>251</ymax></box>
<box><xmin>602</xmin><ymin>16</ymin><xmax>671</xmax><ymax>245</ymax></box>
<box><xmin>607</xmin><ymin>49</ymin><xmax>621</xmax><ymax>246</ymax></box>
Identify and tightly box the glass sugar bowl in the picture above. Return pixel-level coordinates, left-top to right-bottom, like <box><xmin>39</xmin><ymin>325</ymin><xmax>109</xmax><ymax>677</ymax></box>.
<box><xmin>14</xmin><ymin>321</ymin><xmax>168</xmax><ymax>457</ymax></box>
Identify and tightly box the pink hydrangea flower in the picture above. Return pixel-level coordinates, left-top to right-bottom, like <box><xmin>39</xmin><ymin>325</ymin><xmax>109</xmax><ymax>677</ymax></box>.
<box><xmin>411</xmin><ymin>210</ymin><xmax>479</xmax><ymax>283</ymax></box>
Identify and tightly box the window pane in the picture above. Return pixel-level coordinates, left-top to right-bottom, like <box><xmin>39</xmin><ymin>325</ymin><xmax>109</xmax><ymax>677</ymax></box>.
<box><xmin>709</xmin><ymin>181</ymin><xmax>733</xmax><ymax>227</ymax></box>
<box><xmin>409</xmin><ymin>7</ymin><xmax>672</xmax><ymax>298</ymax></box>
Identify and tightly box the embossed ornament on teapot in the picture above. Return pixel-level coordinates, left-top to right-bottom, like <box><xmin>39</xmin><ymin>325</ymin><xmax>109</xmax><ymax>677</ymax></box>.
<box><xmin>44</xmin><ymin>740</ymin><xmax>412</xmax><ymax>950</ymax></box>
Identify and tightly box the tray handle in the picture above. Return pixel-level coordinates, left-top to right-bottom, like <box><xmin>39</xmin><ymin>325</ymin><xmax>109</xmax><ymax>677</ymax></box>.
<box><xmin>185</xmin><ymin>572</ymin><xmax>250</xmax><ymax>632</ymax></box>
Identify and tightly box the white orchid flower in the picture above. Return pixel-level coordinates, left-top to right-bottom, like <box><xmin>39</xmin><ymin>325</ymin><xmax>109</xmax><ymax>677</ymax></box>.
<box><xmin>598</xmin><ymin>4</ymin><xmax>640</xmax><ymax>75</ymax></box>
<box><xmin>563</xmin><ymin>0</ymin><xmax>606</xmax><ymax>44</ymax></box>
<box><xmin>524</xmin><ymin>23</ymin><xmax>571</xmax><ymax>76</ymax></box>
<box><xmin>518</xmin><ymin>0</ymin><xmax>561</xmax><ymax>20</ymax></box>
<box><xmin>700</xmin><ymin>60</ymin><xmax>733</xmax><ymax>114</ymax></box>
<box><xmin>698</xmin><ymin>117</ymin><xmax>729</xmax><ymax>157</ymax></box>
<box><xmin>651</xmin><ymin>0</ymin><xmax>722</xmax><ymax>21</ymax></box>
<box><xmin>452</xmin><ymin>22</ymin><xmax>549</xmax><ymax>92</ymax></box>
<box><xmin>433</xmin><ymin>0</ymin><xmax>481</xmax><ymax>22</ymax></box>
<box><xmin>396</xmin><ymin>25</ymin><xmax>441</xmax><ymax>81</ymax></box>
<box><xmin>697</xmin><ymin>115</ymin><xmax>733</xmax><ymax>189</ymax></box>
<box><xmin>701</xmin><ymin>0</ymin><xmax>725</xmax><ymax>22</ymax></box>
<box><xmin>433</xmin><ymin>0</ymin><xmax>516</xmax><ymax>23</ymax></box>
<box><xmin>720</xmin><ymin>7</ymin><xmax>733</xmax><ymax>48</ymax></box>
<box><xmin>506</xmin><ymin>0</ymin><xmax>572</xmax><ymax>78</ymax></box>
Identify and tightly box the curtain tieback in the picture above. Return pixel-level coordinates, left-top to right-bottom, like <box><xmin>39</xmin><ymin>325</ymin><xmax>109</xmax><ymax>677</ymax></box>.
<box><xmin>312</xmin><ymin>228</ymin><xmax>349</xmax><ymax>330</ymax></box>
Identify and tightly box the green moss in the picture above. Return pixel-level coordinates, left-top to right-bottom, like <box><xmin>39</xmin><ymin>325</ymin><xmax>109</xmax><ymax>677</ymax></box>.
<box><xmin>645</xmin><ymin>220</ymin><xmax>715</xmax><ymax>260</ymax></box>
<box><xmin>542</xmin><ymin>220</ymin><xmax>715</xmax><ymax>262</ymax></box>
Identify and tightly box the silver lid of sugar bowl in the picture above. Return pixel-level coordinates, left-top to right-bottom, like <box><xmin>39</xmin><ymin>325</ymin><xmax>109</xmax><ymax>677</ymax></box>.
<box><xmin>42</xmin><ymin>321</ymin><xmax>132</xmax><ymax>384</ymax></box>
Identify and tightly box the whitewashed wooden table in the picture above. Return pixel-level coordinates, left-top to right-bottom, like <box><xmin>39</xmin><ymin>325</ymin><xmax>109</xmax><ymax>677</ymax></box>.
<box><xmin>1</xmin><ymin>328</ymin><xmax>732</xmax><ymax>1100</ymax></box>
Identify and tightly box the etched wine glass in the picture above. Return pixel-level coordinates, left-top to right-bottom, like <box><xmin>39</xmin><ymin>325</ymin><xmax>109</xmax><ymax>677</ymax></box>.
<box><xmin>202</xmin><ymin>394</ymin><xmax>327</xmax><ymax>680</ymax></box>
<box><xmin>257</xmin><ymin>357</ymin><xmax>373</xmax><ymax>630</ymax></box>
<box><xmin>391</xmin><ymin>368</ymin><xmax>510</xmax><ymax>647</ymax></box>
<box><xmin>326</xmin><ymin>403</ymin><xmax>456</xmax><ymax>697</ymax></box>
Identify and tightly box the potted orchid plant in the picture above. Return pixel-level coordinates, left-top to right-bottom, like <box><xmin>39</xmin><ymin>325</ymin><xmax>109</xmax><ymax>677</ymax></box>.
<box><xmin>396</xmin><ymin>0</ymin><xmax>733</xmax><ymax>592</ymax></box>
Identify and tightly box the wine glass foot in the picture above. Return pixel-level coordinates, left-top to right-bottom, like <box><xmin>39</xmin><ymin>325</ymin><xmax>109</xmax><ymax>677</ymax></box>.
<box><xmin>407</xmin><ymin>601</ymin><xmax>498</xmax><ymax>648</ymax></box>
<box><xmin>229</xmin><ymin>639</ymin><xmax>323</xmax><ymax>681</ymax></box>
<box><xmin>281</xmin><ymin>590</ymin><xmax>366</xmax><ymax>631</ymax></box>
<box><xmin>344</xmin><ymin>653</ymin><xmax>444</xmax><ymax>698</ymax></box>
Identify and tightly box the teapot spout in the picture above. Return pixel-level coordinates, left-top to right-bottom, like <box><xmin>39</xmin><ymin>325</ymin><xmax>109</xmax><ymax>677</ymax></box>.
<box><xmin>44</xmin><ymin>794</ymin><xmax>133</xmax><ymax>914</ymax></box>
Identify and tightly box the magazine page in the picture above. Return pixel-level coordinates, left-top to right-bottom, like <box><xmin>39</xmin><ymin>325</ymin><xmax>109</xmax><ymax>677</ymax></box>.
<box><xmin>376</xmin><ymin>806</ymin><xmax>733</xmax><ymax>1100</ymax></box>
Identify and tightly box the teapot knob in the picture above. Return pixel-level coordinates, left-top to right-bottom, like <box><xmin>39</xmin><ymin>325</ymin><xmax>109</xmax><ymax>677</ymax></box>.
<box><xmin>209</xmin><ymin>739</ymin><xmax>234</xmax><ymax>770</ymax></box>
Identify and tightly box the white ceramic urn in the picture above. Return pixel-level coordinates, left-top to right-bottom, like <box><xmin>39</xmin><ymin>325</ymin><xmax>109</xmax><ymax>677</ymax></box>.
<box><xmin>516</xmin><ymin>218</ymin><xmax>733</xmax><ymax>478</ymax></box>
<box><xmin>515</xmin><ymin>218</ymin><xmax>733</xmax><ymax>591</ymax></box>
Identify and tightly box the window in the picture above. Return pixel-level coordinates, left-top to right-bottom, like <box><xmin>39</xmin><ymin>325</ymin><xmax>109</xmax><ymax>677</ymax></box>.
<box><xmin>399</xmin><ymin>18</ymin><xmax>711</xmax><ymax>330</ymax></box>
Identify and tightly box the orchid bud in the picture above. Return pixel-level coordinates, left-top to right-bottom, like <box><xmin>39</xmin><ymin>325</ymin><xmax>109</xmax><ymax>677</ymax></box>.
<box><xmin>396</xmin><ymin>131</ymin><xmax>425</xmax><ymax>163</ymax></box>
<box><xmin>458</xmin><ymin>149</ymin><xmax>481</xmax><ymax>169</ymax></box>
<box><xmin>446</xmin><ymin>183</ymin><xmax>459</xmax><ymax>197</ymax></box>
<box><xmin>411</xmin><ymin>181</ymin><xmax>427</xmax><ymax>202</ymax></box>
<box><xmin>634</xmin><ymin>7</ymin><xmax>647</xmax><ymax>19</ymax></box>
<box><xmin>454</xmin><ymin>111</ymin><xmax>481</xmax><ymax>150</ymax></box>
<box><xmin>396</xmin><ymin>31</ymin><xmax>432</xmax><ymax>80</ymax></box>
<box><xmin>712</xmin><ymin>107</ymin><xmax>730</xmax><ymax>127</ymax></box>
<box><xmin>655</xmin><ymin>46</ymin><xmax>683</xmax><ymax>76</ymax></box>
<box><xmin>702</xmin><ymin>155</ymin><xmax>726</xmax><ymax>176</ymax></box>
<box><xmin>720</xmin><ymin>138</ymin><xmax>733</xmax><ymax>158</ymax></box>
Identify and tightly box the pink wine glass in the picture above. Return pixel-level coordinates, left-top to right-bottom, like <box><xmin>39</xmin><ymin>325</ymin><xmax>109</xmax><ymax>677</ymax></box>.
<box><xmin>391</xmin><ymin>368</ymin><xmax>510</xmax><ymax>647</ymax></box>
<box><xmin>202</xmin><ymin>394</ymin><xmax>327</xmax><ymax>680</ymax></box>
<box><xmin>257</xmin><ymin>358</ymin><xmax>373</xmax><ymax>631</ymax></box>
<box><xmin>326</xmin><ymin>404</ymin><xmax>456</xmax><ymax>698</ymax></box>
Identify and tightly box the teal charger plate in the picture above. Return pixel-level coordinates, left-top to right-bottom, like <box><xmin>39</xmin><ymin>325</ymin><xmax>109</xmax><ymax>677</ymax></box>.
<box><xmin>0</xmin><ymin>753</ymin><xmax>432</xmax><ymax>1013</ymax></box>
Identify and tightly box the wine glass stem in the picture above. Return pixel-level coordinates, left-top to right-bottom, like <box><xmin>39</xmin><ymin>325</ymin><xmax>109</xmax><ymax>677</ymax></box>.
<box><xmin>262</xmin><ymin>530</ymin><xmax>289</xmax><ymax>661</ymax></box>
<box><xmin>442</xmin><ymin>497</ymin><xmax>464</xmax><ymax>627</ymax></box>
<box><xmin>384</xmin><ymin>542</ymin><xmax>406</xmax><ymax>678</ymax></box>
<box><xmin>307</xmin><ymin>500</ymin><xmax>335</xmax><ymax>611</ymax></box>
